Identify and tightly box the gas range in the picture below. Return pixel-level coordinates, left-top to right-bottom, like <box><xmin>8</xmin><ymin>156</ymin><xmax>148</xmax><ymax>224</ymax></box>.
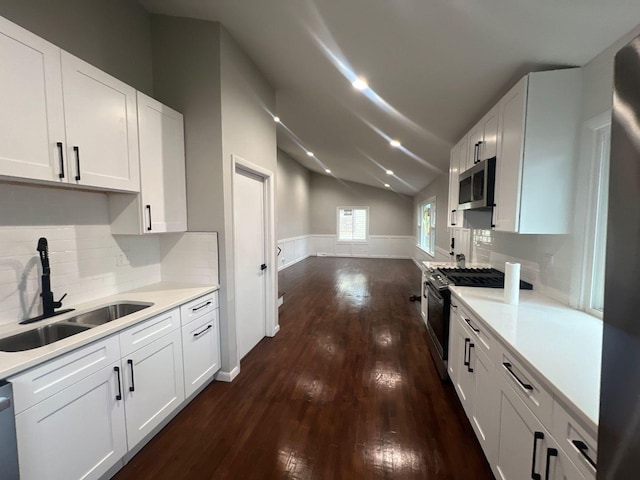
<box><xmin>426</xmin><ymin>267</ymin><xmax>533</xmax><ymax>291</ymax></box>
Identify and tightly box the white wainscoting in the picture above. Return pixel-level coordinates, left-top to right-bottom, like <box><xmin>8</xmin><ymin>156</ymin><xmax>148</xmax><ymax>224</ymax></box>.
<box><xmin>277</xmin><ymin>235</ymin><xmax>415</xmax><ymax>271</ymax></box>
<box><xmin>277</xmin><ymin>235</ymin><xmax>312</xmax><ymax>271</ymax></box>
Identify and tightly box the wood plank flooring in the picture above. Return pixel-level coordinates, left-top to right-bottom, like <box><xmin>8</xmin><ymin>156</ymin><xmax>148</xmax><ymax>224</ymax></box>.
<box><xmin>114</xmin><ymin>257</ymin><xmax>494</xmax><ymax>479</ymax></box>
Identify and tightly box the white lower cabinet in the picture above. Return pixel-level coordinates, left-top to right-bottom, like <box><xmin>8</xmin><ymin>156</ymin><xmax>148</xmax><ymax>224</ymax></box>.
<box><xmin>11</xmin><ymin>292</ymin><xmax>220</xmax><ymax>479</ymax></box>
<box><xmin>448</xmin><ymin>293</ymin><xmax>592</xmax><ymax>480</ymax></box>
<box><xmin>15</xmin><ymin>362</ymin><xmax>126</xmax><ymax>480</ymax></box>
<box><xmin>496</xmin><ymin>377</ymin><xmax>584</xmax><ymax>480</ymax></box>
<box><xmin>182</xmin><ymin>310</ymin><xmax>220</xmax><ymax>398</ymax></box>
<box><xmin>122</xmin><ymin>327</ymin><xmax>184</xmax><ymax>449</ymax></box>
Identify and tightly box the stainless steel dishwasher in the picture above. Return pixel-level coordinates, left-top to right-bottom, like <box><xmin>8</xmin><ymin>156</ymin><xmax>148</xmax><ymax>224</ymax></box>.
<box><xmin>0</xmin><ymin>380</ymin><xmax>19</xmax><ymax>479</ymax></box>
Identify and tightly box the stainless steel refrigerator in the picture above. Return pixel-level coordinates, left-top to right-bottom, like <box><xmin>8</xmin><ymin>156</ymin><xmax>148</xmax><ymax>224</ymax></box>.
<box><xmin>600</xmin><ymin>33</ymin><xmax>640</xmax><ymax>479</ymax></box>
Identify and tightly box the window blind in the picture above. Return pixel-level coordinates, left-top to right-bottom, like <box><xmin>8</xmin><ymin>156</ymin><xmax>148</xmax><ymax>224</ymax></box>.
<box><xmin>338</xmin><ymin>208</ymin><xmax>367</xmax><ymax>241</ymax></box>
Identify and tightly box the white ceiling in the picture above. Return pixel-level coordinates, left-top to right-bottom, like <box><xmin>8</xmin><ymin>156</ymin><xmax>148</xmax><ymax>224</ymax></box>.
<box><xmin>139</xmin><ymin>0</ymin><xmax>640</xmax><ymax>195</ymax></box>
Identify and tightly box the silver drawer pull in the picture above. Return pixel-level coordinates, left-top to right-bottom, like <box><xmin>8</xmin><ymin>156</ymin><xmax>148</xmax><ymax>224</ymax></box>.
<box><xmin>0</xmin><ymin>396</ymin><xmax>11</xmax><ymax>412</ymax></box>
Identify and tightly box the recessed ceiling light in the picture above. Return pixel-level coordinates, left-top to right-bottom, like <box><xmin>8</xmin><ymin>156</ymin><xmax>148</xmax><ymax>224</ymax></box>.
<box><xmin>386</xmin><ymin>170</ymin><xmax>394</xmax><ymax>175</ymax></box>
<box><xmin>306</xmin><ymin>151</ymin><xmax>314</xmax><ymax>157</ymax></box>
<box><xmin>384</xmin><ymin>183</ymin><xmax>390</xmax><ymax>188</ymax></box>
<box><xmin>352</xmin><ymin>77</ymin><xmax>368</xmax><ymax>90</ymax></box>
<box><xmin>325</xmin><ymin>169</ymin><xmax>331</xmax><ymax>173</ymax></box>
<box><xmin>273</xmin><ymin>116</ymin><xmax>280</xmax><ymax>123</ymax></box>
<box><xmin>390</xmin><ymin>139</ymin><xmax>401</xmax><ymax>148</ymax></box>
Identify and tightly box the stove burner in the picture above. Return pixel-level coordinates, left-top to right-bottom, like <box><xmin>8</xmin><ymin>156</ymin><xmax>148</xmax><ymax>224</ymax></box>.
<box><xmin>436</xmin><ymin>267</ymin><xmax>533</xmax><ymax>290</ymax></box>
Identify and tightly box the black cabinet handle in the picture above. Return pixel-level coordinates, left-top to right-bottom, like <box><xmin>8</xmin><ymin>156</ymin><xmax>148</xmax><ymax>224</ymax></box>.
<box><xmin>545</xmin><ymin>448</ymin><xmax>557</xmax><ymax>480</ymax></box>
<box><xmin>56</xmin><ymin>142</ymin><xmax>65</xmax><ymax>179</ymax></box>
<box><xmin>192</xmin><ymin>301</ymin><xmax>212</xmax><ymax>312</ymax></box>
<box><xmin>194</xmin><ymin>324</ymin><xmax>212</xmax><ymax>337</ymax></box>
<box><xmin>114</xmin><ymin>366</ymin><xmax>122</xmax><ymax>401</ymax></box>
<box><xmin>73</xmin><ymin>146</ymin><xmax>81</xmax><ymax>181</ymax></box>
<box><xmin>490</xmin><ymin>203</ymin><xmax>497</xmax><ymax>228</ymax></box>
<box><xmin>474</xmin><ymin>142</ymin><xmax>479</xmax><ymax>164</ymax></box>
<box><xmin>477</xmin><ymin>141</ymin><xmax>484</xmax><ymax>162</ymax></box>
<box><xmin>467</xmin><ymin>343</ymin><xmax>475</xmax><ymax>372</ymax></box>
<box><xmin>261</xmin><ymin>263</ymin><xmax>267</xmax><ymax>271</ymax></box>
<box><xmin>451</xmin><ymin>209</ymin><xmax>456</xmax><ymax>226</ymax></box>
<box><xmin>503</xmin><ymin>362</ymin><xmax>534</xmax><ymax>391</ymax></box>
<box><xmin>464</xmin><ymin>338</ymin><xmax>470</xmax><ymax>367</ymax></box>
<box><xmin>465</xmin><ymin>318</ymin><xmax>480</xmax><ymax>333</ymax></box>
<box><xmin>277</xmin><ymin>246</ymin><xmax>282</xmax><ymax>256</ymax></box>
<box><xmin>128</xmin><ymin>359</ymin><xmax>135</xmax><ymax>392</ymax></box>
<box><xmin>572</xmin><ymin>440</ymin><xmax>597</xmax><ymax>470</ymax></box>
<box><xmin>146</xmin><ymin>205</ymin><xmax>152</xmax><ymax>231</ymax></box>
<box><xmin>531</xmin><ymin>431</ymin><xmax>544</xmax><ymax>480</ymax></box>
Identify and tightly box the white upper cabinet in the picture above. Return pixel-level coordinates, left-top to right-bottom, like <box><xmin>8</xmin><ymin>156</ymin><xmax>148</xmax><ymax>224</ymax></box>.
<box><xmin>466</xmin><ymin>124</ymin><xmax>484</xmax><ymax>172</ymax></box>
<box><xmin>0</xmin><ymin>17</ymin><xmax>66</xmax><ymax>183</ymax></box>
<box><xmin>447</xmin><ymin>141</ymin><xmax>462</xmax><ymax>228</ymax></box>
<box><xmin>109</xmin><ymin>93</ymin><xmax>187</xmax><ymax>234</ymax></box>
<box><xmin>61</xmin><ymin>52</ymin><xmax>140</xmax><ymax>192</ymax></box>
<box><xmin>480</xmin><ymin>106</ymin><xmax>499</xmax><ymax>161</ymax></box>
<box><xmin>494</xmin><ymin>69</ymin><xmax>582</xmax><ymax>234</ymax></box>
<box><xmin>0</xmin><ymin>14</ymin><xmax>140</xmax><ymax>192</ymax></box>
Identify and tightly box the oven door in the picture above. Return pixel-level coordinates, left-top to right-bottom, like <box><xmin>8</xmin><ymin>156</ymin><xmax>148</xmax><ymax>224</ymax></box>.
<box><xmin>425</xmin><ymin>282</ymin><xmax>447</xmax><ymax>358</ymax></box>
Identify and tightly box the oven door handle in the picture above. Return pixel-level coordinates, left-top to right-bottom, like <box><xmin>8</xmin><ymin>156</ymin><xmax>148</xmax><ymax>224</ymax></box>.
<box><xmin>426</xmin><ymin>281</ymin><xmax>444</xmax><ymax>301</ymax></box>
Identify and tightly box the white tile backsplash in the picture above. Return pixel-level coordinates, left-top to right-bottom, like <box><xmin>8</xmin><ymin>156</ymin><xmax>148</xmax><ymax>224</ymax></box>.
<box><xmin>0</xmin><ymin>183</ymin><xmax>161</xmax><ymax>326</ymax></box>
<box><xmin>160</xmin><ymin>232</ymin><xmax>219</xmax><ymax>285</ymax></box>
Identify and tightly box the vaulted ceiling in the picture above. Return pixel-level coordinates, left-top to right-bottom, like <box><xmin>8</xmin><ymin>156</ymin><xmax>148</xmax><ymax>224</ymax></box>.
<box><xmin>139</xmin><ymin>0</ymin><xmax>640</xmax><ymax>194</ymax></box>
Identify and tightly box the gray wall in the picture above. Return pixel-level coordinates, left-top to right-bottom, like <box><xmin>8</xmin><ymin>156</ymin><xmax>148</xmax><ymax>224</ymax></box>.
<box><xmin>309</xmin><ymin>173</ymin><xmax>413</xmax><ymax>236</ymax></box>
<box><xmin>151</xmin><ymin>17</ymin><xmax>276</xmax><ymax>374</ymax></box>
<box><xmin>413</xmin><ymin>174</ymin><xmax>450</xmax><ymax>259</ymax></box>
<box><xmin>0</xmin><ymin>0</ymin><xmax>153</xmax><ymax>94</ymax></box>
<box><xmin>277</xmin><ymin>149</ymin><xmax>311</xmax><ymax>239</ymax></box>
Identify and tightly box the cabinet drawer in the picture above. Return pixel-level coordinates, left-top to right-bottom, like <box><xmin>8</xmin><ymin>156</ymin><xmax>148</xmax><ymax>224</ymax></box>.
<box><xmin>552</xmin><ymin>401</ymin><xmax>597</xmax><ymax>479</ymax></box>
<box><xmin>119</xmin><ymin>308</ymin><xmax>180</xmax><ymax>357</ymax></box>
<box><xmin>180</xmin><ymin>292</ymin><xmax>217</xmax><ymax>326</ymax></box>
<box><xmin>182</xmin><ymin>310</ymin><xmax>220</xmax><ymax>398</ymax></box>
<box><xmin>455</xmin><ymin>301</ymin><xmax>497</xmax><ymax>361</ymax></box>
<box><xmin>499</xmin><ymin>348</ymin><xmax>554</xmax><ymax>428</ymax></box>
<box><xmin>9</xmin><ymin>335</ymin><xmax>121</xmax><ymax>414</ymax></box>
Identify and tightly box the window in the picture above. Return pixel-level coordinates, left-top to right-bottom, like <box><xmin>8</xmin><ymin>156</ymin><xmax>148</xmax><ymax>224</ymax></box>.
<box><xmin>580</xmin><ymin>112</ymin><xmax>610</xmax><ymax>317</ymax></box>
<box><xmin>337</xmin><ymin>207</ymin><xmax>368</xmax><ymax>242</ymax></box>
<box><xmin>417</xmin><ymin>197</ymin><xmax>436</xmax><ymax>256</ymax></box>
<box><xmin>588</xmin><ymin>122</ymin><xmax>610</xmax><ymax>314</ymax></box>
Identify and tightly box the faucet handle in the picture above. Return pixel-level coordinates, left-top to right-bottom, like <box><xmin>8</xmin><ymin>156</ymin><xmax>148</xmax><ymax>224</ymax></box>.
<box><xmin>53</xmin><ymin>293</ymin><xmax>67</xmax><ymax>309</ymax></box>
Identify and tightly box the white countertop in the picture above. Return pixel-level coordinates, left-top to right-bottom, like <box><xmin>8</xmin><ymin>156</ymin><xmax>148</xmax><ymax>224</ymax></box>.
<box><xmin>449</xmin><ymin>286</ymin><xmax>602</xmax><ymax>431</ymax></box>
<box><xmin>421</xmin><ymin>261</ymin><xmax>491</xmax><ymax>270</ymax></box>
<box><xmin>0</xmin><ymin>282</ymin><xmax>219</xmax><ymax>379</ymax></box>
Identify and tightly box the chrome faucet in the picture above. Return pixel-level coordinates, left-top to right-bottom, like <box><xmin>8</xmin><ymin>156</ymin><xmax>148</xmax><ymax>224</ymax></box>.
<box><xmin>20</xmin><ymin>238</ymin><xmax>72</xmax><ymax>325</ymax></box>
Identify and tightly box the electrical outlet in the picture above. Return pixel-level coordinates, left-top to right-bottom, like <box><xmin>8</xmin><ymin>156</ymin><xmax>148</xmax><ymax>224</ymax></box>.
<box><xmin>117</xmin><ymin>252</ymin><xmax>130</xmax><ymax>266</ymax></box>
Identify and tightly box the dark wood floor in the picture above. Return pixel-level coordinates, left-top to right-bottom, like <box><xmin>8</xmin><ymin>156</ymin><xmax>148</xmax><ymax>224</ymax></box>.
<box><xmin>114</xmin><ymin>257</ymin><xmax>494</xmax><ymax>479</ymax></box>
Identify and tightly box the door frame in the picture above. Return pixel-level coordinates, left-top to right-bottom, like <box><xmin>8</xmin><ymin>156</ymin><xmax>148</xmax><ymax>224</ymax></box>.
<box><xmin>231</xmin><ymin>154</ymin><xmax>279</xmax><ymax>363</ymax></box>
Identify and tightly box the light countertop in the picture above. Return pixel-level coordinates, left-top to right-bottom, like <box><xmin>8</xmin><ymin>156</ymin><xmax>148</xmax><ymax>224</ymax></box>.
<box><xmin>421</xmin><ymin>261</ymin><xmax>491</xmax><ymax>270</ymax></box>
<box><xmin>449</xmin><ymin>286</ymin><xmax>602</xmax><ymax>432</ymax></box>
<box><xmin>0</xmin><ymin>282</ymin><xmax>219</xmax><ymax>379</ymax></box>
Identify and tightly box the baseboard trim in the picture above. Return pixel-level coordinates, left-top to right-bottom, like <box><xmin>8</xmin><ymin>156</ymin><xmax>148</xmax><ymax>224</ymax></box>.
<box><xmin>278</xmin><ymin>253</ymin><xmax>312</xmax><ymax>271</ymax></box>
<box><xmin>271</xmin><ymin>324</ymin><xmax>280</xmax><ymax>336</ymax></box>
<box><xmin>216</xmin><ymin>365</ymin><xmax>240</xmax><ymax>382</ymax></box>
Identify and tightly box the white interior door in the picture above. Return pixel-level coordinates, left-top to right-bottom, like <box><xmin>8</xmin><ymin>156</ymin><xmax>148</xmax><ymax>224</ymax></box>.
<box><xmin>234</xmin><ymin>167</ymin><xmax>267</xmax><ymax>360</ymax></box>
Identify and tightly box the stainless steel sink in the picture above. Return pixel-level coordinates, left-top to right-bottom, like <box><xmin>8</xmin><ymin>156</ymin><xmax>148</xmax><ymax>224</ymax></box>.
<box><xmin>0</xmin><ymin>323</ymin><xmax>92</xmax><ymax>352</ymax></box>
<box><xmin>66</xmin><ymin>302</ymin><xmax>152</xmax><ymax>327</ymax></box>
<box><xmin>0</xmin><ymin>302</ymin><xmax>153</xmax><ymax>352</ymax></box>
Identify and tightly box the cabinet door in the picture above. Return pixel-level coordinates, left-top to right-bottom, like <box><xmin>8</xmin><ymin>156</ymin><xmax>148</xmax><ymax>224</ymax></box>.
<box><xmin>470</xmin><ymin>346</ymin><xmax>499</xmax><ymax>464</ymax></box>
<box><xmin>495</xmin><ymin>376</ymin><xmax>551</xmax><ymax>480</ymax></box>
<box><xmin>137</xmin><ymin>92</ymin><xmax>187</xmax><ymax>233</ymax></box>
<box><xmin>0</xmin><ymin>16</ymin><xmax>66</xmax><ymax>183</ymax></box>
<box><xmin>448</xmin><ymin>143</ymin><xmax>460</xmax><ymax>228</ymax></box>
<box><xmin>15</xmin><ymin>363</ymin><xmax>126</xmax><ymax>480</ymax></box>
<box><xmin>467</xmin><ymin>125</ymin><xmax>484</xmax><ymax>170</ymax></box>
<box><xmin>452</xmin><ymin>314</ymin><xmax>474</xmax><ymax>418</ymax></box>
<box><xmin>494</xmin><ymin>77</ymin><xmax>527</xmax><ymax>232</ymax></box>
<box><xmin>61</xmin><ymin>52</ymin><xmax>140</xmax><ymax>192</ymax></box>
<box><xmin>182</xmin><ymin>310</ymin><xmax>220</xmax><ymax>397</ymax></box>
<box><xmin>122</xmin><ymin>328</ymin><xmax>185</xmax><ymax>450</ymax></box>
<box><xmin>481</xmin><ymin>106</ymin><xmax>499</xmax><ymax>160</ymax></box>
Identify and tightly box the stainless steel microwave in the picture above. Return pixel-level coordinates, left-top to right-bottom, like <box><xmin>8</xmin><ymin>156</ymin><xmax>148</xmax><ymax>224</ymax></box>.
<box><xmin>458</xmin><ymin>157</ymin><xmax>496</xmax><ymax>210</ymax></box>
